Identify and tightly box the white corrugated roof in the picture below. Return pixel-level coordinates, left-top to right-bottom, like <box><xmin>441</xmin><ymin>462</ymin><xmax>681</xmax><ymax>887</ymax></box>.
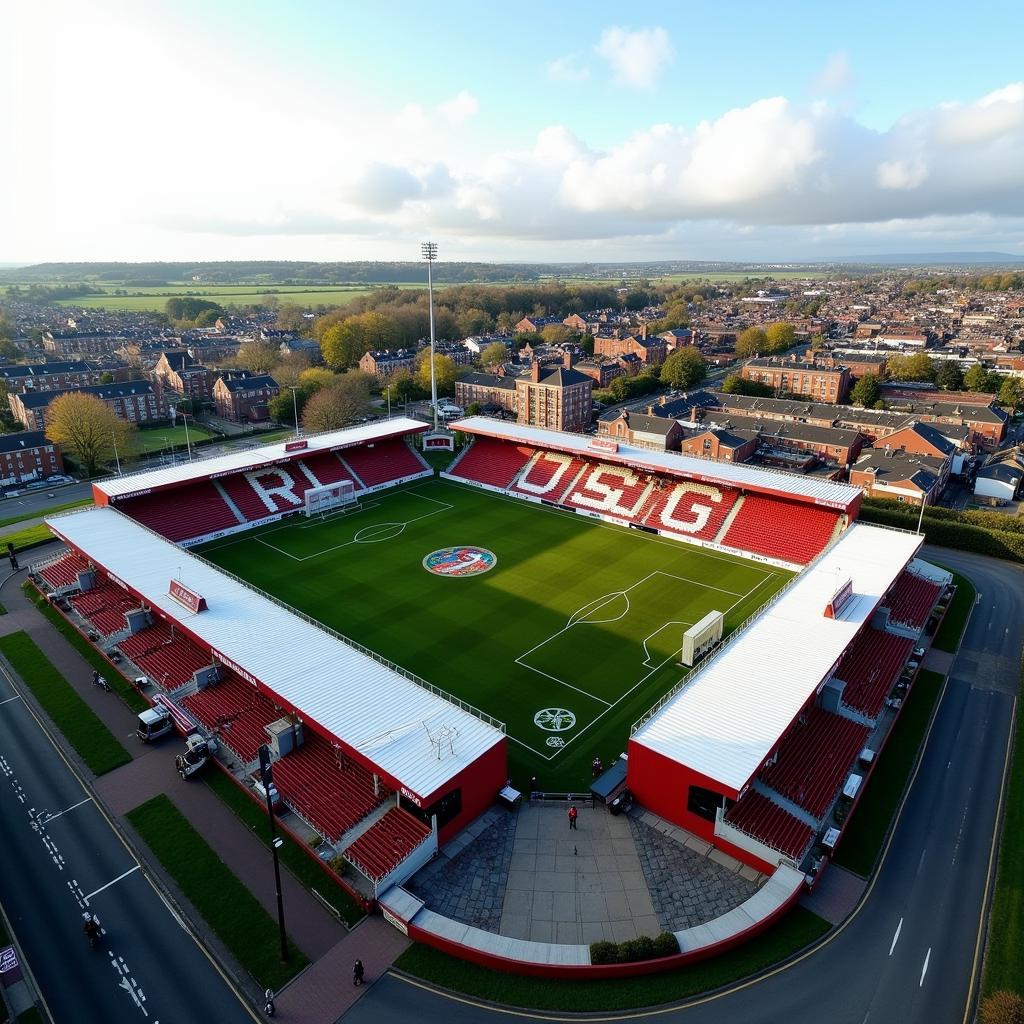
<box><xmin>97</xmin><ymin>418</ymin><xmax>428</xmax><ymax>500</ymax></box>
<box><xmin>47</xmin><ymin>506</ymin><xmax>504</xmax><ymax>800</ymax></box>
<box><xmin>631</xmin><ymin>523</ymin><xmax>923</xmax><ymax>794</ymax></box>
<box><xmin>453</xmin><ymin>416</ymin><xmax>861</xmax><ymax>509</ymax></box>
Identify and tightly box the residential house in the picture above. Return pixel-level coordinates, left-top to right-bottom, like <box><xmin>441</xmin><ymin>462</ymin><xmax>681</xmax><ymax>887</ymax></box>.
<box><xmin>0</xmin><ymin>432</ymin><xmax>64</xmax><ymax>485</ymax></box>
<box><xmin>10</xmin><ymin>380</ymin><xmax>164</xmax><ymax>430</ymax></box>
<box><xmin>213</xmin><ymin>373</ymin><xmax>279</xmax><ymax>423</ymax></box>
<box><xmin>152</xmin><ymin>350</ymin><xmax>214</xmax><ymax>404</ymax></box>
<box><xmin>514</xmin><ymin>355</ymin><xmax>593</xmax><ymax>432</ymax></box>
<box><xmin>741</xmin><ymin>356</ymin><xmax>852</xmax><ymax>403</ymax></box>
<box><xmin>849</xmin><ymin>448</ymin><xmax>950</xmax><ymax>505</ymax></box>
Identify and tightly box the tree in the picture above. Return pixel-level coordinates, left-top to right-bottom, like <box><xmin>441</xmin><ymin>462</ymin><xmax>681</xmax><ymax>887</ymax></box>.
<box><xmin>296</xmin><ymin>367</ymin><xmax>337</xmax><ymax>394</ymax></box>
<box><xmin>539</xmin><ymin>324</ymin><xmax>573</xmax><ymax>346</ymax></box>
<box><xmin>735</xmin><ymin>327</ymin><xmax>768</xmax><ymax>360</ymax></box>
<box><xmin>271</xmin><ymin>351</ymin><xmax>314</xmax><ymax>387</ymax></box>
<box><xmin>850</xmin><ymin>373</ymin><xmax>882</xmax><ymax>408</ymax></box>
<box><xmin>321</xmin><ymin>311</ymin><xmax>400</xmax><ymax>369</ymax></box>
<box><xmin>934</xmin><ymin>362</ymin><xmax>965</xmax><ymax>391</ymax></box>
<box><xmin>268</xmin><ymin>389</ymin><xmax>307</xmax><ymax>428</ymax></box>
<box><xmin>456</xmin><ymin>307</ymin><xmax>494</xmax><ymax>337</ymax></box>
<box><xmin>275</xmin><ymin>304</ymin><xmax>307</xmax><ymax>333</ymax></box>
<box><xmin>417</xmin><ymin>353</ymin><xmax>458</xmax><ymax>397</ymax></box>
<box><xmin>479</xmin><ymin>342</ymin><xmax>509</xmax><ymax>369</ymax></box>
<box><xmin>979</xmin><ymin>991</ymin><xmax>1024</xmax><ymax>1024</ymax></box>
<box><xmin>466</xmin><ymin>402</ymin><xmax>482</xmax><ymax>416</ymax></box>
<box><xmin>887</xmin><ymin>352</ymin><xmax>936</xmax><ymax>382</ymax></box>
<box><xmin>764</xmin><ymin>322</ymin><xmax>796</xmax><ymax>354</ymax></box>
<box><xmin>45</xmin><ymin>392</ymin><xmax>134</xmax><ymax>476</ymax></box>
<box><xmin>720</xmin><ymin>373</ymin><xmax>773</xmax><ymax>397</ymax></box>
<box><xmin>998</xmin><ymin>376</ymin><xmax>1022</xmax><ymax>409</ymax></box>
<box><xmin>194</xmin><ymin>308</ymin><xmax>221</xmax><ymax>328</ymax></box>
<box><xmin>99</xmin><ymin>371</ymin><xmax>114</xmax><ymax>384</ymax></box>
<box><xmin>165</xmin><ymin>297</ymin><xmax>221</xmax><ymax>322</ymax></box>
<box><xmin>963</xmin><ymin>364</ymin><xmax>993</xmax><ymax>392</ymax></box>
<box><xmin>389</xmin><ymin>369</ymin><xmax>424</xmax><ymax>403</ymax></box>
<box><xmin>237</xmin><ymin>338</ymin><xmax>280</xmax><ymax>375</ymax></box>
<box><xmin>301</xmin><ymin>379</ymin><xmax>372</xmax><ymax>433</ymax></box>
<box><xmin>661</xmin><ymin>348</ymin><xmax>707</xmax><ymax>390</ymax></box>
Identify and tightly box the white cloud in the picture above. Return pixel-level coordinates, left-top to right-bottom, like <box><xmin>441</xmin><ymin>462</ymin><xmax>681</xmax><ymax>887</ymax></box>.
<box><xmin>438</xmin><ymin>90</ymin><xmax>479</xmax><ymax>125</ymax></box>
<box><xmin>594</xmin><ymin>26</ymin><xmax>673</xmax><ymax>90</ymax></box>
<box><xmin>812</xmin><ymin>52</ymin><xmax>853</xmax><ymax>94</ymax></box>
<box><xmin>877</xmin><ymin>158</ymin><xmax>929</xmax><ymax>190</ymax></box>
<box><xmin>546</xmin><ymin>53</ymin><xmax>590</xmax><ymax>83</ymax></box>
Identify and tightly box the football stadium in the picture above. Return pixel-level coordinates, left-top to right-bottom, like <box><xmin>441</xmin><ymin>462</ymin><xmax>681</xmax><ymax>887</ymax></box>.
<box><xmin>33</xmin><ymin>415</ymin><xmax>954</xmax><ymax>973</ymax></box>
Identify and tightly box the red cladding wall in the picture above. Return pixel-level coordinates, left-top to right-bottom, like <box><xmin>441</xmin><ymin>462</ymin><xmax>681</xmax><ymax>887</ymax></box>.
<box><xmin>428</xmin><ymin>737</ymin><xmax>508</xmax><ymax>845</ymax></box>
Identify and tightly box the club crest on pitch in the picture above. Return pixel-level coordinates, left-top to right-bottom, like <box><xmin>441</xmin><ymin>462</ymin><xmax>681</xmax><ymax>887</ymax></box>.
<box><xmin>422</xmin><ymin>546</ymin><xmax>497</xmax><ymax>577</ymax></box>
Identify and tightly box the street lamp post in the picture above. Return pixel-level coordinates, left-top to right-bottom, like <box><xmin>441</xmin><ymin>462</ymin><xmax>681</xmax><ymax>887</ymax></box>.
<box><xmin>111</xmin><ymin>431</ymin><xmax>122</xmax><ymax>476</ymax></box>
<box><xmin>385</xmin><ymin>384</ymin><xmax>392</xmax><ymax>419</ymax></box>
<box><xmin>288</xmin><ymin>385</ymin><xmax>300</xmax><ymax>436</ymax></box>
<box><xmin>421</xmin><ymin>241</ymin><xmax>438</xmax><ymax>431</ymax></box>
<box><xmin>258</xmin><ymin>744</ymin><xmax>289</xmax><ymax>963</ymax></box>
<box><xmin>181</xmin><ymin>411</ymin><xmax>193</xmax><ymax>462</ymax></box>
<box><xmin>917</xmin><ymin>489</ymin><xmax>928</xmax><ymax>535</ymax></box>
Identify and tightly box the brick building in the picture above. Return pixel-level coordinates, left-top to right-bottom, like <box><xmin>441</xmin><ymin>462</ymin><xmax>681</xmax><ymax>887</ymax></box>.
<box><xmin>10</xmin><ymin>381</ymin><xmax>164</xmax><ymax>430</ymax></box>
<box><xmin>454</xmin><ymin>372</ymin><xmax>519</xmax><ymax>416</ymax></box>
<box><xmin>680</xmin><ymin>427</ymin><xmax>759</xmax><ymax>463</ymax></box>
<box><xmin>849</xmin><ymin>448</ymin><xmax>950</xmax><ymax>505</ymax></box>
<box><xmin>0</xmin><ymin>361</ymin><xmax>118</xmax><ymax>395</ymax></box>
<box><xmin>153</xmin><ymin>350</ymin><xmax>214</xmax><ymax>403</ymax></box>
<box><xmin>0</xmin><ymin>431</ymin><xmax>64</xmax><ymax>485</ymax></box>
<box><xmin>41</xmin><ymin>330</ymin><xmax>124</xmax><ymax>356</ymax></box>
<box><xmin>741</xmin><ymin>356</ymin><xmax>852</xmax><ymax>402</ymax></box>
<box><xmin>600</xmin><ymin>408</ymin><xmax>686</xmax><ymax>451</ymax></box>
<box><xmin>212</xmin><ymin>373</ymin><xmax>279</xmax><ymax>423</ymax></box>
<box><xmin>593</xmin><ymin>333</ymin><xmax>667</xmax><ymax>366</ymax></box>
<box><xmin>358</xmin><ymin>349</ymin><xmax>417</xmax><ymax>378</ymax></box>
<box><xmin>515</xmin><ymin>356</ymin><xmax>593</xmax><ymax>432</ymax></box>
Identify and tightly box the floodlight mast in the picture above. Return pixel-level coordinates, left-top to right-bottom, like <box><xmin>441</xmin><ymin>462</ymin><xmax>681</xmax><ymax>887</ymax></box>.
<box><xmin>422</xmin><ymin>241</ymin><xmax>438</xmax><ymax>430</ymax></box>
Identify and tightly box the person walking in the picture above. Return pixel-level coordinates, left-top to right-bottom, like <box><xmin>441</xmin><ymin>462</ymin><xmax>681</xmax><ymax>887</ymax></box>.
<box><xmin>353</xmin><ymin>959</ymin><xmax>365</xmax><ymax>987</ymax></box>
<box><xmin>568</xmin><ymin>804</ymin><xmax>578</xmax><ymax>831</ymax></box>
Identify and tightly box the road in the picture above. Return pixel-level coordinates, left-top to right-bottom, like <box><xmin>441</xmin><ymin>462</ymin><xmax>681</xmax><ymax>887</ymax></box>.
<box><xmin>0</xmin><ymin>659</ymin><xmax>256</xmax><ymax>1024</ymax></box>
<box><xmin>343</xmin><ymin>547</ymin><xmax>1020</xmax><ymax>1024</ymax></box>
<box><xmin>0</xmin><ymin>481</ymin><xmax>92</xmax><ymax>522</ymax></box>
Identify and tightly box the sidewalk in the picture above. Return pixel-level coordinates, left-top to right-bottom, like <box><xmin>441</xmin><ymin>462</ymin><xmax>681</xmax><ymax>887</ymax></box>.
<box><xmin>0</xmin><ymin>564</ymin><xmax>409</xmax><ymax>1020</ymax></box>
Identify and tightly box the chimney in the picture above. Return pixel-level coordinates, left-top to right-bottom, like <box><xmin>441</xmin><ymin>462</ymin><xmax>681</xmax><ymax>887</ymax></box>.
<box><xmin>659</xmin><ymin>394</ymin><xmax>667</xmax><ymax>407</ymax></box>
<box><xmin>531</xmin><ymin>359</ymin><xmax>541</xmax><ymax>383</ymax></box>
<box><xmin>562</xmin><ymin>349</ymin><xmax>573</xmax><ymax>369</ymax></box>
<box><xmin>646</xmin><ymin>404</ymin><xmax>654</xmax><ymax>416</ymax></box>
<box><xmin>640</xmin><ymin>322</ymin><xmax>648</xmax><ymax>340</ymax></box>
<box><xmin>690</xmin><ymin>405</ymin><xmax>698</xmax><ymax>424</ymax></box>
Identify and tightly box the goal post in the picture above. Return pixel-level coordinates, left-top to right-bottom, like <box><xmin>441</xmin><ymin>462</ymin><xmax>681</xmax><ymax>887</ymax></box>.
<box><xmin>681</xmin><ymin>610</ymin><xmax>724</xmax><ymax>666</ymax></box>
<box><xmin>303</xmin><ymin>480</ymin><xmax>357</xmax><ymax>517</ymax></box>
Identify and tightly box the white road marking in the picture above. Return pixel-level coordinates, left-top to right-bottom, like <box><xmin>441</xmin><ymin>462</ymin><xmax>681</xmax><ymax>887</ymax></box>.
<box><xmin>889</xmin><ymin>917</ymin><xmax>902</xmax><ymax>956</ymax></box>
<box><xmin>920</xmin><ymin>947</ymin><xmax>931</xmax><ymax>987</ymax></box>
<box><xmin>40</xmin><ymin>797</ymin><xmax>92</xmax><ymax>823</ymax></box>
<box><xmin>83</xmin><ymin>864</ymin><xmax>140</xmax><ymax>902</ymax></box>
<box><xmin>0</xmin><ymin>694</ymin><xmax>22</xmax><ymax>705</ymax></box>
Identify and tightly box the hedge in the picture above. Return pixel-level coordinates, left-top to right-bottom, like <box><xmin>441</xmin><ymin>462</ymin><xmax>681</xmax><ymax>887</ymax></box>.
<box><xmin>590</xmin><ymin>932</ymin><xmax>679</xmax><ymax>964</ymax></box>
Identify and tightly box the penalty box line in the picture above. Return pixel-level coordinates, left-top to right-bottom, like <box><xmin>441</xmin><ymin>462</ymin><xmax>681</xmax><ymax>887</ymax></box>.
<box><xmin>528</xmin><ymin>568</ymin><xmax>781</xmax><ymax>761</ymax></box>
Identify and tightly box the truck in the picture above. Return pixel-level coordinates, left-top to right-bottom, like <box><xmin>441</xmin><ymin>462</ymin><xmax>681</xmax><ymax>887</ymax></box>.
<box><xmin>136</xmin><ymin>704</ymin><xmax>174</xmax><ymax>742</ymax></box>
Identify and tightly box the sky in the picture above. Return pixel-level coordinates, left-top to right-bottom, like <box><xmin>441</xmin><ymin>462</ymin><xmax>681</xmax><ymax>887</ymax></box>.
<box><xmin>2</xmin><ymin>0</ymin><xmax>1024</xmax><ymax>264</ymax></box>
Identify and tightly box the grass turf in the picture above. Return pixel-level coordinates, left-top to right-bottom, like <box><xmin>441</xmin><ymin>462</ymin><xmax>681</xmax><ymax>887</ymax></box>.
<box><xmin>982</xmin><ymin>658</ymin><xmax>1024</xmax><ymax>997</ymax></box>
<box><xmin>0</xmin><ymin>631</ymin><xmax>131</xmax><ymax>775</ymax></box>
<box><xmin>126</xmin><ymin>795</ymin><xmax>308</xmax><ymax>991</ymax></box>
<box><xmin>833</xmin><ymin>669</ymin><xmax>945</xmax><ymax>876</ymax></box>
<box><xmin>394</xmin><ymin>905</ymin><xmax>830</xmax><ymax>1012</ymax></box>
<box><xmin>4</xmin><ymin>523</ymin><xmax>53</xmax><ymax>551</ymax></box>
<box><xmin>204</xmin><ymin>769</ymin><xmax>365</xmax><ymax>927</ymax></box>
<box><xmin>133</xmin><ymin>424</ymin><xmax>215</xmax><ymax>453</ymax></box>
<box><xmin>199</xmin><ymin>480</ymin><xmax>790</xmax><ymax>790</ymax></box>
<box><xmin>932</xmin><ymin>568</ymin><xmax>976</xmax><ymax>653</ymax></box>
<box><xmin>24</xmin><ymin>581</ymin><xmax>148</xmax><ymax>713</ymax></box>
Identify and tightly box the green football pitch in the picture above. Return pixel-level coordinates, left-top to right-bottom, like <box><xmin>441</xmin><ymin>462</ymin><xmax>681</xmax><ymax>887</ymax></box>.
<box><xmin>198</xmin><ymin>481</ymin><xmax>792</xmax><ymax>790</ymax></box>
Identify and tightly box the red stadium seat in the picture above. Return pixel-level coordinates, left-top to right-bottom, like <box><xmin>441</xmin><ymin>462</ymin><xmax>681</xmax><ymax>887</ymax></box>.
<box><xmin>835</xmin><ymin>628</ymin><xmax>914</xmax><ymax>720</ymax></box>
<box><xmin>722</xmin><ymin>495</ymin><xmax>840</xmax><ymax>565</ymax></box>
<box><xmin>641</xmin><ymin>479</ymin><xmax>739</xmax><ymax>541</ymax></box>
<box><xmin>119</xmin><ymin>621</ymin><xmax>213</xmax><ymax>691</ymax></box>
<box><xmin>339</xmin><ymin>439</ymin><xmax>429</xmax><ymax>488</ymax></box>
<box><xmin>69</xmin><ymin>578</ymin><xmax>140</xmax><ymax>636</ymax></box>
<box><xmin>512</xmin><ymin>451</ymin><xmax>588</xmax><ymax>502</ymax></box>
<box><xmin>343</xmin><ymin>806</ymin><xmax>431</xmax><ymax>882</ymax></box>
<box><xmin>447</xmin><ymin>439</ymin><xmax>535</xmax><ymax>489</ymax></box>
<box><xmin>119</xmin><ymin>480</ymin><xmax>242</xmax><ymax>542</ymax></box>
<box><xmin>180</xmin><ymin>673</ymin><xmax>282</xmax><ymax>764</ymax></box>
<box><xmin>37</xmin><ymin>551</ymin><xmax>90</xmax><ymax>590</ymax></box>
<box><xmin>300</xmin><ymin>451</ymin><xmax>362</xmax><ymax>488</ymax></box>
<box><xmin>725</xmin><ymin>791</ymin><xmax>814</xmax><ymax>862</ymax></box>
<box><xmin>759</xmin><ymin>707</ymin><xmax>870</xmax><ymax>818</ymax></box>
<box><xmin>881</xmin><ymin>571</ymin><xmax>942</xmax><ymax>632</ymax></box>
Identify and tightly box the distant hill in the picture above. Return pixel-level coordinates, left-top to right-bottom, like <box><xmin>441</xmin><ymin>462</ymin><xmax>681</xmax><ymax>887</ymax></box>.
<box><xmin>849</xmin><ymin>251</ymin><xmax>1024</xmax><ymax>266</ymax></box>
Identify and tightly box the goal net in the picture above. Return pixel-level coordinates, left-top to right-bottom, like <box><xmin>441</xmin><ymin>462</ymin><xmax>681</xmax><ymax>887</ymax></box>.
<box><xmin>681</xmin><ymin>609</ymin><xmax>724</xmax><ymax>666</ymax></box>
<box><xmin>304</xmin><ymin>479</ymin><xmax>357</xmax><ymax>517</ymax></box>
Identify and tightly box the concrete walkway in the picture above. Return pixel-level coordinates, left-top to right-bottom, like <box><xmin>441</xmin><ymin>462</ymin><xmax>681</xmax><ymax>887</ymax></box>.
<box><xmin>1</xmin><ymin>563</ymin><xmax>409</xmax><ymax>1021</ymax></box>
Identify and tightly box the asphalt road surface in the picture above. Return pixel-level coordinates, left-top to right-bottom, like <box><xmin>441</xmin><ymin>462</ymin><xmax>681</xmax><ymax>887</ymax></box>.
<box><xmin>0</xmin><ymin>481</ymin><xmax>92</xmax><ymax>521</ymax></box>
<box><xmin>0</xmin><ymin>661</ymin><xmax>256</xmax><ymax>1023</ymax></box>
<box><xmin>343</xmin><ymin>547</ymin><xmax>1021</xmax><ymax>1024</ymax></box>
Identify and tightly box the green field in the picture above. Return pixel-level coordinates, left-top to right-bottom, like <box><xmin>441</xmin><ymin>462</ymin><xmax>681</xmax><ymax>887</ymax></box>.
<box><xmin>134</xmin><ymin>423</ymin><xmax>216</xmax><ymax>453</ymax></box>
<box><xmin>55</xmin><ymin>283</ymin><xmax>426</xmax><ymax>312</ymax></box>
<box><xmin>199</xmin><ymin>481</ymin><xmax>790</xmax><ymax>789</ymax></box>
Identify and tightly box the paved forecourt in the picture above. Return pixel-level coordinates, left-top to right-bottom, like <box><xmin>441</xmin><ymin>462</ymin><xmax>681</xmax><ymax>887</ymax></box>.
<box><xmin>199</xmin><ymin>480</ymin><xmax>790</xmax><ymax>782</ymax></box>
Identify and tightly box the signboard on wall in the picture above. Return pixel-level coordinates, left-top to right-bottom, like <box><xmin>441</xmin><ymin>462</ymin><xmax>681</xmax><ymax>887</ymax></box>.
<box><xmin>168</xmin><ymin>579</ymin><xmax>207</xmax><ymax>613</ymax></box>
<box><xmin>824</xmin><ymin>578</ymin><xmax>854</xmax><ymax>619</ymax></box>
<box><xmin>284</xmin><ymin>440</ymin><xmax>309</xmax><ymax>452</ymax></box>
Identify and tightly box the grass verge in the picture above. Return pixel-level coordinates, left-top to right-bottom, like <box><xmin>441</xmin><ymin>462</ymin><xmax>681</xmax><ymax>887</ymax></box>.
<box><xmin>4</xmin><ymin>524</ymin><xmax>53</xmax><ymax>551</ymax></box>
<box><xmin>24</xmin><ymin>582</ymin><xmax>148</xmax><ymax>712</ymax></box>
<box><xmin>395</xmin><ymin>906</ymin><xmax>830</xmax><ymax>1012</ymax></box>
<box><xmin>204</xmin><ymin>769</ymin><xmax>364</xmax><ymax>927</ymax></box>
<box><xmin>126</xmin><ymin>795</ymin><xmax>308</xmax><ymax>991</ymax></box>
<box><xmin>932</xmin><ymin>568</ymin><xmax>976</xmax><ymax>653</ymax></box>
<box><xmin>0</xmin><ymin>497</ymin><xmax>91</xmax><ymax>531</ymax></box>
<box><xmin>982</xmin><ymin>659</ymin><xmax>1024</xmax><ymax>997</ymax></box>
<box><xmin>834</xmin><ymin>670</ymin><xmax>945</xmax><ymax>876</ymax></box>
<box><xmin>0</xmin><ymin>631</ymin><xmax>131</xmax><ymax>775</ymax></box>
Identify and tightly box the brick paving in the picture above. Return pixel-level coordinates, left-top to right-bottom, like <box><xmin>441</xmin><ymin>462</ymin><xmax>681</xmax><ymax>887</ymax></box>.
<box><xmin>628</xmin><ymin>812</ymin><xmax>758</xmax><ymax>930</ymax></box>
<box><xmin>408</xmin><ymin>807</ymin><xmax>516</xmax><ymax>932</ymax></box>
<box><xmin>800</xmin><ymin>864</ymin><xmax>866</xmax><ymax>925</ymax></box>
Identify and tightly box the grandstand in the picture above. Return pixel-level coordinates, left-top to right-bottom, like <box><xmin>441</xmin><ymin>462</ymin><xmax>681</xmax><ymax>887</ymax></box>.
<box><xmin>628</xmin><ymin>522</ymin><xmax>945</xmax><ymax>875</ymax></box>
<box><xmin>91</xmin><ymin>418</ymin><xmax>433</xmax><ymax>547</ymax></box>
<box><xmin>444</xmin><ymin>417</ymin><xmax>857</xmax><ymax>567</ymax></box>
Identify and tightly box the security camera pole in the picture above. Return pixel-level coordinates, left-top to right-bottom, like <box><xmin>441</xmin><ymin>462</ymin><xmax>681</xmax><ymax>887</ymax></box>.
<box><xmin>422</xmin><ymin>241</ymin><xmax>438</xmax><ymax>430</ymax></box>
<box><xmin>258</xmin><ymin>743</ymin><xmax>289</xmax><ymax>962</ymax></box>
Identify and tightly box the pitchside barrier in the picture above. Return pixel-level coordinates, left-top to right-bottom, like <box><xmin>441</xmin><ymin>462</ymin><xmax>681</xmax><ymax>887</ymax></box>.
<box><xmin>304</xmin><ymin>480</ymin><xmax>357</xmax><ymax>516</ymax></box>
